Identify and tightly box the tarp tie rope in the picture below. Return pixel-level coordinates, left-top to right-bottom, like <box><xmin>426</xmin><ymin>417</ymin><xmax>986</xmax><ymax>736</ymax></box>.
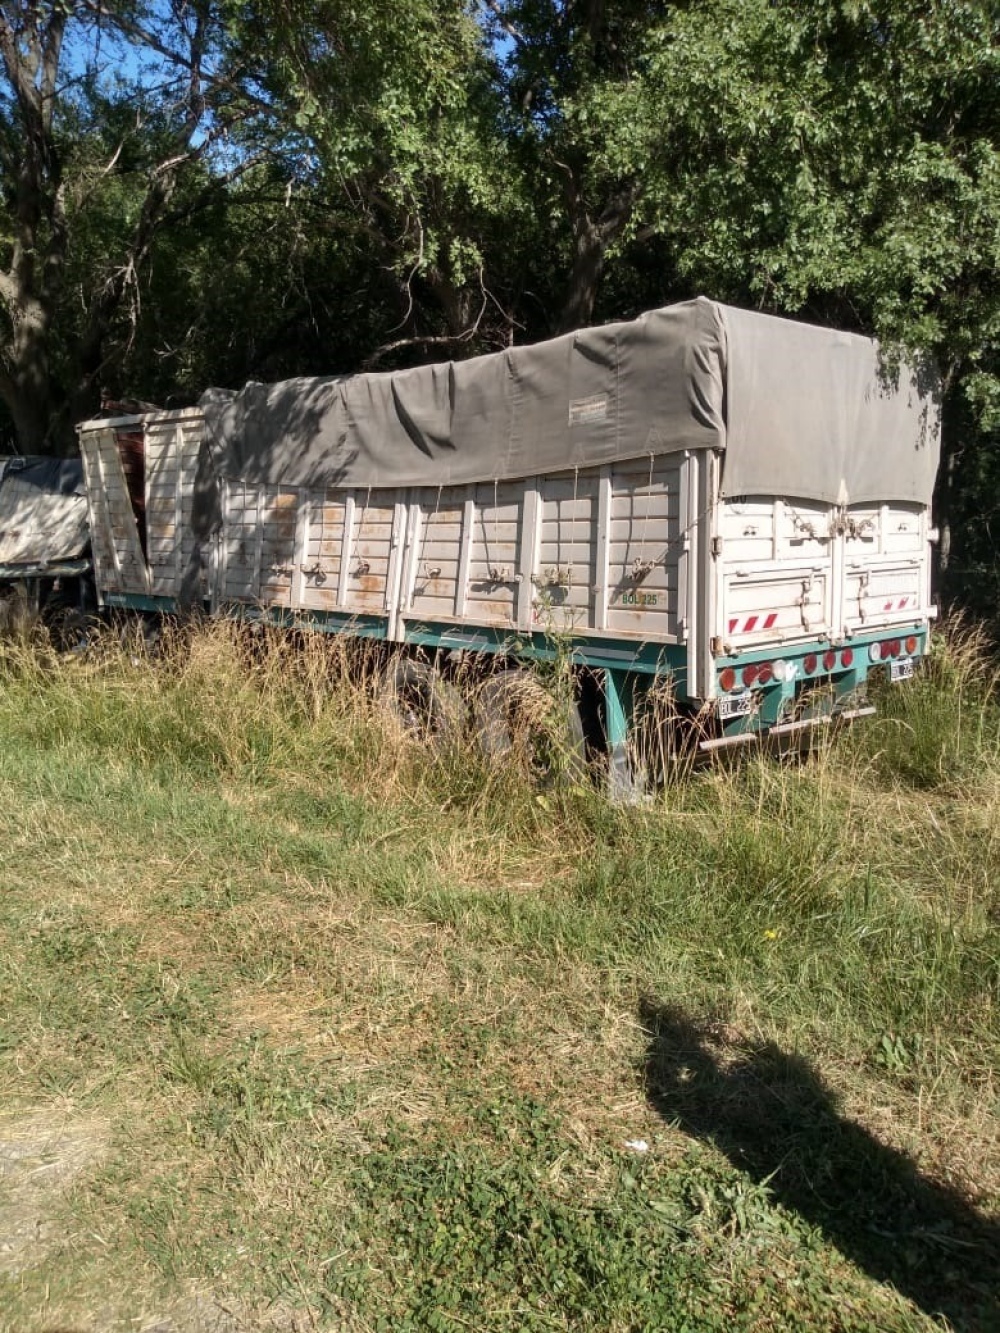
<box><xmin>630</xmin><ymin>453</ymin><xmax>657</xmax><ymax>581</ymax></box>
<box><xmin>418</xmin><ymin>484</ymin><xmax>443</xmax><ymax>584</ymax></box>
<box><xmin>350</xmin><ymin>486</ymin><xmax>372</xmax><ymax>576</ymax></box>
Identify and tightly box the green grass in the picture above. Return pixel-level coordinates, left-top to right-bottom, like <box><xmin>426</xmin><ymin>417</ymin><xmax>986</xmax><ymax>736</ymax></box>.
<box><xmin>0</xmin><ymin>621</ymin><xmax>996</xmax><ymax>1331</ymax></box>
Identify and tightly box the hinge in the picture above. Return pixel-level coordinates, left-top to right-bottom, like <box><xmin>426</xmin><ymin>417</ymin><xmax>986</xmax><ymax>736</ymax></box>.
<box><xmin>711</xmin><ymin>536</ymin><xmax>723</xmax><ymax>557</ymax></box>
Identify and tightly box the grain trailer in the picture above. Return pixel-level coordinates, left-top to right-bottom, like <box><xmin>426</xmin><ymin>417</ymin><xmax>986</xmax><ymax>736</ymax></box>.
<box><xmin>77</xmin><ymin>298</ymin><xmax>940</xmax><ymax>790</ymax></box>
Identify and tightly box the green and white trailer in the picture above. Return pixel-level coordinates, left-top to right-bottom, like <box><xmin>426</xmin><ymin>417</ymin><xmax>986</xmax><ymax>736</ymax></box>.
<box><xmin>77</xmin><ymin>298</ymin><xmax>940</xmax><ymax>792</ymax></box>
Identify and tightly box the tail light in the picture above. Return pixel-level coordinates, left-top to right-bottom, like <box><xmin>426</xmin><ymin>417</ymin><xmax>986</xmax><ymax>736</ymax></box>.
<box><xmin>803</xmin><ymin>653</ymin><xmax>818</xmax><ymax>674</ymax></box>
<box><xmin>756</xmin><ymin>663</ymin><xmax>774</xmax><ymax>685</ymax></box>
<box><xmin>718</xmin><ymin>667</ymin><xmax>737</xmax><ymax>692</ymax></box>
<box><xmin>840</xmin><ymin>649</ymin><xmax>854</xmax><ymax>668</ymax></box>
<box><xmin>823</xmin><ymin>650</ymin><xmax>837</xmax><ymax>671</ymax></box>
<box><xmin>869</xmin><ymin>642</ymin><xmax>882</xmax><ymax>663</ymax></box>
<box><xmin>905</xmin><ymin>635</ymin><xmax>918</xmax><ymax>654</ymax></box>
<box><xmin>742</xmin><ymin>663</ymin><xmax>759</xmax><ymax>687</ymax></box>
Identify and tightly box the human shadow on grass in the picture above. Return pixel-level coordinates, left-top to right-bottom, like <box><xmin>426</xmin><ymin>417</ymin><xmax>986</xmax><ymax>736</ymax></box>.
<box><xmin>640</xmin><ymin>1000</ymin><xmax>1000</xmax><ymax>1333</ymax></box>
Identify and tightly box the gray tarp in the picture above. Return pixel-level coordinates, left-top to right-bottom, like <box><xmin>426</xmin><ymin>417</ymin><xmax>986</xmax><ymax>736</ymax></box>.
<box><xmin>0</xmin><ymin>457</ymin><xmax>90</xmax><ymax>568</ymax></box>
<box><xmin>200</xmin><ymin>297</ymin><xmax>940</xmax><ymax>507</ymax></box>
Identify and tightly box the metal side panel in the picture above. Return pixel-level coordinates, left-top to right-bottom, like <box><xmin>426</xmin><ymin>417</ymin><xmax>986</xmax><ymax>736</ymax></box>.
<box><xmin>401</xmin><ymin>487</ymin><xmax>466</xmax><ymax>625</ymax></box>
<box><xmin>226</xmin><ymin>461</ymin><xmax>694</xmax><ymax>648</ymax></box>
<box><xmin>841</xmin><ymin>501</ymin><xmax>932</xmax><ymax>634</ymax></box>
<box><xmin>338</xmin><ymin>488</ymin><xmax>405</xmax><ymax>622</ymax></box>
<box><xmin>256</xmin><ymin>486</ymin><xmax>300</xmax><ymax>609</ymax></box>
<box><xmin>143</xmin><ymin>417</ymin><xmax>206</xmax><ymax>600</ymax></box>
<box><xmin>79</xmin><ymin>430</ymin><xmax>122</xmax><ymax>600</ymax></box>
<box><xmin>143</xmin><ymin>422</ymin><xmax>180</xmax><ymax>598</ymax></box>
<box><xmin>463</xmin><ymin>480</ymin><xmax>525</xmax><ymax>629</ymax></box>
<box><xmin>298</xmin><ymin>490</ymin><xmax>348</xmax><ymax>613</ymax></box>
<box><xmin>220</xmin><ymin>480</ymin><xmax>263</xmax><ymax>603</ymax></box>
<box><xmin>532</xmin><ymin>470</ymin><xmax>599</xmax><ymax>635</ymax></box>
<box><xmin>716</xmin><ymin>494</ymin><xmax>837</xmax><ymax>652</ymax></box>
<box><xmin>80</xmin><ymin>426</ymin><xmax>150</xmax><ymax>599</ymax></box>
<box><xmin>177</xmin><ymin>419</ymin><xmax>210</xmax><ymax>603</ymax></box>
<box><xmin>604</xmin><ymin>455</ymin><xmax>685</xmax><ymax>640</ymax></box>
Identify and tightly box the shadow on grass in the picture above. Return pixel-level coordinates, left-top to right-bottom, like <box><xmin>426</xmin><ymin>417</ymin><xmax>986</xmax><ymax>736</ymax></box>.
<box><xmin>640</xmin><ymin>1000</ymin><xmax>999</xmax><ymax>1333</ymax></box>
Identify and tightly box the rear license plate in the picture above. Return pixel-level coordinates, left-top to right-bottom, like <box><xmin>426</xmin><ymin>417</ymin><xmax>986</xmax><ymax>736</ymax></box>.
<box><xmin>890</xmin><ymin>658</ymin><xmax>915</xmax><ymax>682</ymax></box>
<box><xmin>718</xmin><ymin>690</ymin><xmax>755</xmax><ymax>720</ymax></box>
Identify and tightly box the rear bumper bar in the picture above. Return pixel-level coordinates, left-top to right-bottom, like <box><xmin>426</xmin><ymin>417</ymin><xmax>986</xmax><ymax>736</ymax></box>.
<box><xmin>698</xmin><ymin>705</ymin><xmax>876</xmax><ymax>752</ymax></box>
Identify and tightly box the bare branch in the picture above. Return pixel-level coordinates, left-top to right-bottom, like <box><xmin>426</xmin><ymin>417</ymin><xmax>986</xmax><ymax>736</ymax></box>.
<box><xmin>361</xmin><ymin>331</ymin><xmax>479</xmax><ymax>371</ymax></box>
<box><xmin>482</xmin><ymin>0</ymin><xmax>525</xmax><ymax>46</ymax></box>
<box><xmin>39</xmin><ymin>7</ymin><xmax>66</xmax><ymax>133</ymax></box>
<box><xmin>384</xmin><ymin>213</ymin><xmax>425</xmax><ymax>336</ymax></box>
<box><xmin>363</xmin><ymin>266</ymin><xmax>498</xmax><ymax>369</ymax></box>
<box><xmin>78</xmin><ymin>0</ymin><xmax>274</xmax><ymax>118</ymax></box>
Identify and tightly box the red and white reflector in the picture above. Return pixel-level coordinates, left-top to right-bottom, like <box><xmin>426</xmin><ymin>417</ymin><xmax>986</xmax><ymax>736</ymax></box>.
<box><xmin>727</xmin><ymin>612</ymin><xmax>779</xmax><ymax>635</ymax></box>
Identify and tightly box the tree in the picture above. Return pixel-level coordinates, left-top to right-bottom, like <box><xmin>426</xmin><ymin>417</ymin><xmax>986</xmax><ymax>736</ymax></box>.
<box><xmin>0</xmin><ymin>1</ymin><xmax>257</xmax><ymax>452</ymax></box>
<box><xmin>225</xmin><ymin>0</ymin><xmax>532</xmax><ymax>364</ymax></box>
<box><xmin>483</xmin><ymin>0</ymin><xmax>672</xmax><ymax>331</ymax></box>
<box><xmin>631</xmin><ymin>0</ymin><xmax>1000</xmax><ymax>587</ymax></box>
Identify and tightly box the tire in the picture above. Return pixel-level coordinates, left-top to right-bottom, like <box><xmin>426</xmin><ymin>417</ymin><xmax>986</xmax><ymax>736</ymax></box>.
<box><xmin>473</xmin><ymin>668</ymin><xmax>586</xmax><ymax>782</ymax></box>
<box><xmin>381</xmin><ymin>658</ymin><xmax>466</xmax><ymax>748</ymax></box>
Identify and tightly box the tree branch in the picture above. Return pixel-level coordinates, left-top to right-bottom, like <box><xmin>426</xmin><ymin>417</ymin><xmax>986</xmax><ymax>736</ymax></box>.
<box><xmin>482</xmin><ymin>0</ymin><xmax>526</xmax><ymax>47</ymax></box>
<box><xmin>78</xmin><ymin>0</ymin><xmax>275</xmax><ymax>118</ymax></box>
<box><xmin>361</xmin><ymin>331</ymin><xmax>479</xmax><ymax>371</ymax></box>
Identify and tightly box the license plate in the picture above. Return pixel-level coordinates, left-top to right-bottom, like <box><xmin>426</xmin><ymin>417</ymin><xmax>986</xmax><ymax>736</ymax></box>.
<box><xmin>718</xmin><ymin>690</ymin><xmax>755</xmax><ymax>720</ymax></box>
<box><xmin>890</xmin><ymin>658</ymin><xmax>915</xmax><ymax>682</ymax></box>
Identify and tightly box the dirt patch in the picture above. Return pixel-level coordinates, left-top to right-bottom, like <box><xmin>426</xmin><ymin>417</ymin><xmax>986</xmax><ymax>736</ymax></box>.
<box><xmin>0</xmin><ymin>1110</ymin><xmax>109</xmax><ymax>1276</ymax></box>
<box><xmin>134</xmin><ymin>1293</ymin><xmax>307</xmax><ymax>1333</ymax></box>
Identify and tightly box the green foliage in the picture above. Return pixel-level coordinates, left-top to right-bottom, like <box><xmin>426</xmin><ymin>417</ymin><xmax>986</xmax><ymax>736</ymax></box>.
<box><xmin>0</xmin><ymin>626</ymin><xmax>996</xmax><ymax>1328</ymax></box>
<box><xmin>845</xmin><ymin>621</ymin><xmax>1000</xmax><ymax>788</ymax></box>
<box><xmin>330</xmin><ymin>1107</ymin><xmax>721</xmax><ymax>1330</ymax></box>
<box><xmin>1</xmin><ymin>0</ymin><xmax>999</xmax><ymax>611</ymax></box>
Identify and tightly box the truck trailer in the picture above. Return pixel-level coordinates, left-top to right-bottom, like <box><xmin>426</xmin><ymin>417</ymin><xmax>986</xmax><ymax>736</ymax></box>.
<box><xmin>0</xmin><ymin>455</ymin><xmax>92</xmax><ymax>633</ymax></box>
<box><xmin>77</xmin><ymin>297</ymin><xmax>941</xmax><ymax>792</ymax></box>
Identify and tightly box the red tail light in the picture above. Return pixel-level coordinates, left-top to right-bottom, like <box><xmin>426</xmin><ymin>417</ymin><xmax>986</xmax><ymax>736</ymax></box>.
<box><xmin>905</xmin><ymin>636</ymin><xmax>917</xmax><ymax>654</ymax></box>
<box><xmin>803</xmin><ymin>653</ymin><xmax>818</xmax><ymax>674</ymax></box>
<box><xmin>756</xmin><ymin>663</ymin><xmax>774</xmax><ymax>685</ymax></box>
<box><xmin>719</xmin><ymin>667</ymin><xmax>737</xmax><ymax>692</ymax></box>
<box><xmin>742</xmin><ymin>663</ymin><xmax>759</xmax><ymax>687</ymax></box>
<box><xmin>823</xmin><ymin>650</ymin><xmax>837</xmax><ymax>671</ymax></box>
<box><xmin>840</xmin><ymin>649</ymin><xmax>854</xmax><ymax>668</ymax></box>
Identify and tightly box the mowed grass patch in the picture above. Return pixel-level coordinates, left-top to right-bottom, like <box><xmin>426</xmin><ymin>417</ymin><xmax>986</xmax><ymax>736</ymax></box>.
<box><xmin>0</xmin><ymin>621</ymin><xmax>996</xmax><ymax>1331</ymax></box>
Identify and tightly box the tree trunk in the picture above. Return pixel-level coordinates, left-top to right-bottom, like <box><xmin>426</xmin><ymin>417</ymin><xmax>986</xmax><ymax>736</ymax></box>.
<box><xmin>559</xmin><ymin>216</ymin><xmax>607</xmax><ymax>332</ymax></box>
<box><xmin>556</xmin><ymin>171</ymin><xmax>639</xmax><ymax>332</ymax></box>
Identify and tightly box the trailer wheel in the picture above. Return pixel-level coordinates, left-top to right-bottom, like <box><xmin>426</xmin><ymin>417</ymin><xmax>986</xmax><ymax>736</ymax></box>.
<box><xmin>473</xmin><ymin>668</ymin><xmax>586</xmax><ymax>782</ymax></box>
<box><xmin>381</xmin><ymin>659</ymin><xmax>466</xmax><ymax>748</ymax></box>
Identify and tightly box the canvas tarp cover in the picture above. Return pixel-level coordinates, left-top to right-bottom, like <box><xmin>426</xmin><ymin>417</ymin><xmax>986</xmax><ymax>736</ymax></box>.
<box><xmin>200</xmin><ymin>297</ymin><xmax>940</xmax><ymax>507</ymax></box>
<box><xmin>0</xmin><ymin>457</ymin><xmax>90</xmax><ymax>567</ymax></box>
